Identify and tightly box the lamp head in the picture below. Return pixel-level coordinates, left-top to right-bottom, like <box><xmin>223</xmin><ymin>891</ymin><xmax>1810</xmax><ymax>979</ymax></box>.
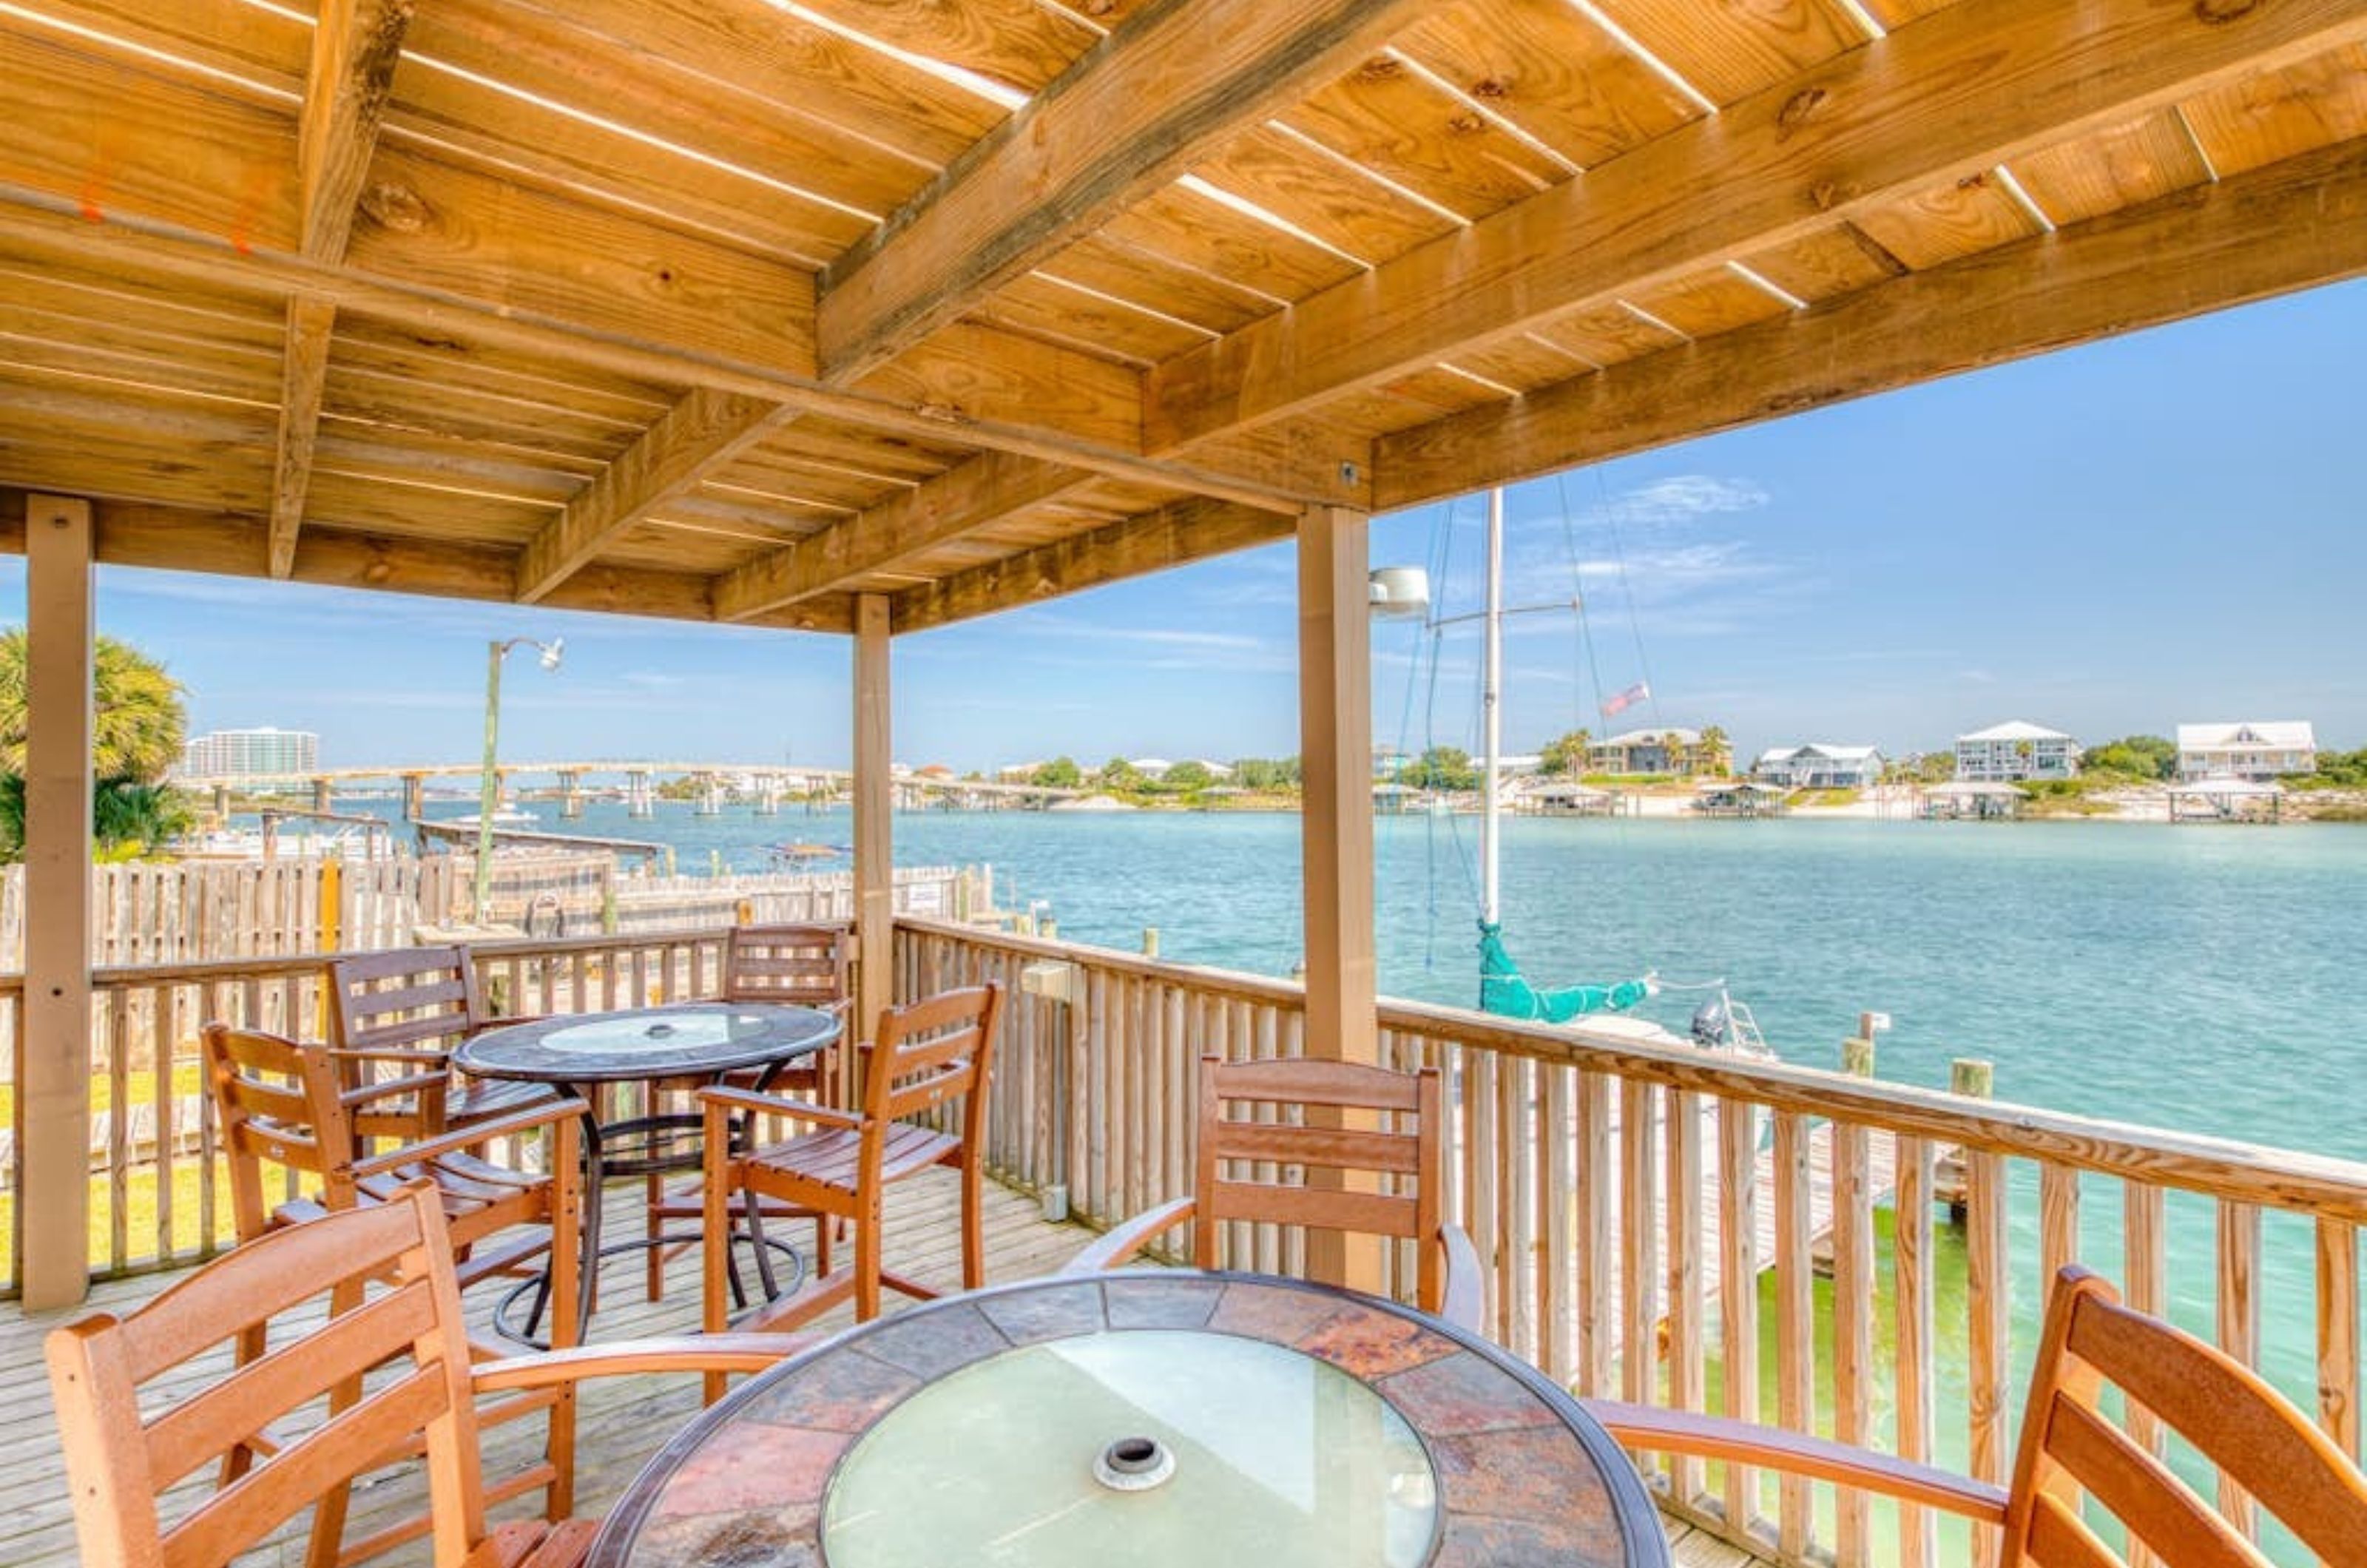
<box><xmin>538</xmin><ymin>638</ymin><xmax>564</xmax><ymax>672</ymax></box>
<box><xmin>1367</xmin><ymin>566</ymin><xmax>1430</xmax><ymax>621</ymax></box>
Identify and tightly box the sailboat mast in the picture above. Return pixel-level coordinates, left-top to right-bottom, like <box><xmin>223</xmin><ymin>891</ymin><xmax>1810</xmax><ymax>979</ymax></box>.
<box><xmin>1480</xmin><ymin>487</ymin><xmax>1504</xmax><ymax>927</ymax></box>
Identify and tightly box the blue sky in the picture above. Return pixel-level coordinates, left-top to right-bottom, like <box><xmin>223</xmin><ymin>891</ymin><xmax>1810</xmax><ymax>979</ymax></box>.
<box><xmin>6</xmin><ymin>277</ymin><xmax>2361</xmax><ymax>774</ymax></box>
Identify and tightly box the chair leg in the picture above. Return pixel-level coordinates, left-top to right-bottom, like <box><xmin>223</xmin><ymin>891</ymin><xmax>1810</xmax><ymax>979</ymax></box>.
<box><xmin>644</xmin><ymin>1174</ymin><xmax>666</xmax><ymax>1303</ymax></box>
<box><xmin>855</xmin><ymin>1195</ymin><xmax>883</xmax><ymax>1322</ymax></box>
<box><xmin>702</xmin><ymin>1162</ymin><xmax>732</xmax><ymax>1406</ymax></box>
<box><xmin>961</xmin><ymin>1155</ymin><xmax>986</xmax><ymax>1291</ymax></box>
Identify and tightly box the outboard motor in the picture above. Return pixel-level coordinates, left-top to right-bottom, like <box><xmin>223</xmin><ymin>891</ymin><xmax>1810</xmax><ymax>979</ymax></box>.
<box><xmin>1690</xmin><ymin>993</ymin><xmax>1732</xmax><ymax>1050</ymax></box>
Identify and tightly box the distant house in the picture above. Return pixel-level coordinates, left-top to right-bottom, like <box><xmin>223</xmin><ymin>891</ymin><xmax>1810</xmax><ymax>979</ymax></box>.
<box><xmin>2175</xmin><ymin>721</ymin><xmax>2316</xmax><ymax>781</ymax></box>
<box><xmin>996</xmin><ymin>761</ymin><xmax>1045</xmax><ymax>783</ymax></box>
<box><xmin>1955</xmin><ymin>720</ymin><xmax>2078</xmax><ymax>782</ymax></box>
<box><xmin>1753</xmin><ymin>743</ymin><xmax>1884</xmax><ymax>789</ymax></box>
<box><xmin>1590</xmin><ymin>727</ymin><xmax>1704</xmax><ymax>776</ymax></box>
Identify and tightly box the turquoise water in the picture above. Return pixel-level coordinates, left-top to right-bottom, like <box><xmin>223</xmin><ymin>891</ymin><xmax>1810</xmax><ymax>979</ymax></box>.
<box><xmin>385</xmin><ymin>800</ymin><xmax>2367</xmax><ymax>1160</ymax></box>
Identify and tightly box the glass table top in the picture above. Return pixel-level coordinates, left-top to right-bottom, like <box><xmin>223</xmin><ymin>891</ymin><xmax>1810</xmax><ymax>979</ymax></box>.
<box><xmin>821</xmin><ymin>1330</ymin><xmax>1437</xmax><ymax>1568</ymax></box>
<box><xmin>536</xmin><ymin>1010</ymin><xmax>775</xmax><ymax>1055</ymax></box>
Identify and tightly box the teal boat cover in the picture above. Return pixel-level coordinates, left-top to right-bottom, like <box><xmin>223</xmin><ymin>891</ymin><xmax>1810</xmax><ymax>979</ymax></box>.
<box><xmin>1477</xmin><ymin>920</ymin><xmax>1652</xmax><ymax>1022</ymax></box>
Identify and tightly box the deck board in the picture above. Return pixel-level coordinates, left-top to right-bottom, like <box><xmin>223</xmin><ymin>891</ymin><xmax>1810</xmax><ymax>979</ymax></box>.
<box><xmin>3</xmin><ymin>1172</ymin><xmax>1777</xmax><ymax>1567</ymax></box>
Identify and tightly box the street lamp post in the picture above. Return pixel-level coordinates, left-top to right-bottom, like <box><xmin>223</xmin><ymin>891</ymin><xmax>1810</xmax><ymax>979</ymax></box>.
<box><xmin>476</xmin><ymin>636</ymin><xmax>562</xmax><ymax>924</ymax></box>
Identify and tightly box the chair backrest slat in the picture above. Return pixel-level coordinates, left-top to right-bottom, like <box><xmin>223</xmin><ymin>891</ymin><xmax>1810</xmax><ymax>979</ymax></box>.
<box><xmin>203</xmin><ymin>1023</ymin><xmax>357</xmax><ymax>1243</ymax></box>
<box><xmin>721</xmin><ymin>924</ymin><xmax>849</xmax><ymax>1009</ymax></box>
<box><xmin>865</xmin><ymin>984</ymin><xmax>1001</xmax><ymax>1126</ymax></box>
<box><xmin>1205</xmin><ymin>1179</ymin><xmax>1422</xmax><ymax>1240</ymax></box>
<box><xmin>2002</xmin><ymin>1268</ymin><xmax>2367</xmax><ymax>1568</ymax></box>
<box><xmin>142</xmin><ymin>1278</ymin><xmax>439</xmax><ymax>1490</ymax></box>
<box><xmin>2024</xmin><ymin>1493</ymin><xmax>2139</xmax><ymax>1568</ymax></box>
<box><xmin>47</xmin><ymin>1188</ymin><xmax>486</xmax><ymax>1568</ymax></box>
<box><xmin>1189</xmin><ymin>1055</ymin><xmax>1447</xmax><ymax>1311</ymax></box>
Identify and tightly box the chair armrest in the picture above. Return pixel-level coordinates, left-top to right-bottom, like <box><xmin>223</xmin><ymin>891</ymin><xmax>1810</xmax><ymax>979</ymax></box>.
<box><xmin>349</xmin><ymin>1097</ymin><xmax>589</xmax><ymax>1177</ymax></box>
<box><xmin>465</xmin><ymin>1013</ymin><xmax>547</xmax><ymax>1036</ymax></box>
<box><xmin>470</xmin><ymin>1334</ymin><xmax>814</xmax><ymax>1395</ymax></box>
<box><xmin>1580</xmin><ymin>1400</ymin><xmax>2011</xmax><ymax>1521</ymax></box>
<box><xmin>338</xmin><ymin>1072</ymin><xmax>449</xmax><ymax>1112</ymax></box>
<box><xmin>1436</xmin><ymin>1222</ymin><xmax>1484</xmax><ymax>1334</ymax></box>
<box><xmin>697</xmin><ymin>1084</ymin><xmax>862</xmax><ymax>1129</ymax></box>
<box><xmin>1063</xmin><ymin>1198</ymin><xmax>1197</xmax><ymax>1274</ymax></box>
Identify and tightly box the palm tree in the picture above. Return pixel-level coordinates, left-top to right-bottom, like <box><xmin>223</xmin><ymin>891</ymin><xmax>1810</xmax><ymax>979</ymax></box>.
<box><xmin>0</xmin><ymin>628</ymin><xmax>188</xmax><ymax>783</ymax></box>
<box><xmin>1698</xmin><ymin>725</ymin><xmax>1732</xmax><ymax>778</ymax></box>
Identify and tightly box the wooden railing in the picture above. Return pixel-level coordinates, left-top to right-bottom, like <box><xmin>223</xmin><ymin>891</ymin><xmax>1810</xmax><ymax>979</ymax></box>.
<box><xmin>893</xmin><ymin>916</ymin><xmax>2366</xmax><ymax>1568</ymax></box>
<box><xmin>10</xmin><ymin>912</ymin><xmax>2360</xmax><ymax>1565</ymax></box>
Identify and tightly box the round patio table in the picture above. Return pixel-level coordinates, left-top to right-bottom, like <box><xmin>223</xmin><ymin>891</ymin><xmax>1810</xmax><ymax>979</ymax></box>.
<box><xmin>590</xmin><ymin>1270</ymin><xmax>1669</xmax><ymax>1568</ymax></box>
<box><xmin>456</xmin><ymin>1001</ymin><xmax>841</xmax><ymax>1336</ymax></box>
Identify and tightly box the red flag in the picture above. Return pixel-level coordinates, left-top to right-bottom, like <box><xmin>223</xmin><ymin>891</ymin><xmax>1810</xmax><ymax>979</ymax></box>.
<box><xmin>1600</xmin><ymin>681</ymin><xmax>1649</xmax><ymax>717</ymax></box>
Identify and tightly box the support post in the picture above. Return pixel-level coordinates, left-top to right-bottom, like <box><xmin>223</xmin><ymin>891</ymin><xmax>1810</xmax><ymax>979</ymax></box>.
<box><xmin>1297</xmin><ymin>503</ymin><xmax>1381</xmax><ymax>1294</ymax></box>
<box><xmin>23</xmin><ymin>494</ymin><xmax>92</xmax><ymax>1308</ymax></box>
<box><xmin>853</xmin><ymin>595</ymin><xmax>894</xmax><ymax>1038</ymax></box>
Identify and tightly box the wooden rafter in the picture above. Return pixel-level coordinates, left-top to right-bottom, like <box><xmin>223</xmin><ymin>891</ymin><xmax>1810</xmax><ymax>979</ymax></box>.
<box><xmin>715</xmin><ymin>449</ymin><xmax>1093</xmax><ymax>623</ymax></box>
<box><xmin>1373</xmin><ymin>133</ymin><xmax>2367</xmax><ymax>510</ymax></box>
<box><xmin>0</xmin><ymin>490</ymin><xmax>857</xmax><ymax>635</ymax></box>
<box><xmin>0</xmin><ymin>199</ymin><xmax>1365</xmax><ymax>516</ymax></box>
<box><xmin>817</xmin><ymin>0</ymin><xmax>1434</xmax><ymax>382</ymax></box>
<box><xmin>1143</xmin><ymin>0</ymin><xmax>2367</xmax><ymax>453</ymax></box>
<box><xmin>516</xmin><ymin>388</ymin><xmax>795</xmax><ymax>604</ymax></box>
<box><xmin>891</xmin><ymin>494</ymin><xmax>1292</xmax><ymax>633</ymax></box>
<box><xmin>269</xmin><ymin>0</ymin><xmax>413</xmax><ymax>578</ymax></box>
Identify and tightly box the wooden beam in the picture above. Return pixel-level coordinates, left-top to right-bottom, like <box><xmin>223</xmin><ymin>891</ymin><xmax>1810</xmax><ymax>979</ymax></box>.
<box><xmin>1373</xmin><ymin>130</ymin><xmax>2367</xmax><ymax>510</ymax></box>
<box><xmin>21</xmin><ymin>493</ymin><xmax>92</xmax><ymax>1310</ymax></box>
<box><xmin>0</xmin><ymin>490</ymin><xmax>856</xmax><ymax>633</ymax></box>
<box><xmin>716</xmin><ymin>450</ymin><xmax>1092</xmax><ymax>622</ymax></box>
<box><xmin>267</xmin><ymin>297</ymin><xmax>335</xmax><ymax>579</ymax></box>
<box><xmin>299</xmin><ymin>0</ymin><xmax>412</xmax><ymax>263</ymax></box>
<box><xmin>516</xmin><ymin>389</ymin><xmax>793</xmax><ymax>603</ymax></box>
<box><xmin>1145</xmin><ymin>0</ymin><xmax>2367</xmax><ymax>452</ymax></box>
<box><xmin>1296</xmin><ymin>501</ymin><xmax>1382</xmax><ymax>1295</ymax></box>
<box><xmin>269</xmin><ymin>0</ymin><xmax>413</xmax><ymax>578</ymax></box>
<box><xmin>852</xmin><ymin>594</ymin><xmax>893</xmax><ymax>1033</ymax></box>
<box><xmin>891</xmin><ymin>496</ymin><xmax>1291</xmax><ymax>633</ymax></box>
<box><xmin>0</xmin><ymin>198</ymin><xmax>1365</xmax><ymax>513</ymax></box>
<box><xmin>818</xmin><ymin>0</ymin><xmax>1433</xmax><ymax>381</ymax></box>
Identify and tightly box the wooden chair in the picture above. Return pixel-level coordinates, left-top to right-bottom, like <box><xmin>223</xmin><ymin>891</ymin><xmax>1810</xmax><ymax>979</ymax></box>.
<box><xmin>1587</xmin><ymin>1265</ymin><xmax>2367</xmax><ymax>1567</ymax></box>
<box><xmin>698</xmin><ymin>982</ymin><xmax>1004</xmax><ymax>1371</ymax></box>
<box><xmin>1064</xmin><ymin>1054</ymin><xmax>1483</xmax><ymax>1331</ymax></box>
<box><xmin>324</xmin><ymin>945</ymin><xmax>551</xmax><ymax>1148</ymax></box>
<box><xmin>45</xmin><ymin>1183</ymin><xmax>798</xmax><ymax>1568</ymax></box>
<box><xmin>201</xmin><ymin>1021</ymin><xmax>586</xmax><ymax>1566</ymax></box>
<box><xmin>639</xmin><ymin>922</ymin><xmax>855</xmax><ymax>1302</ymax></box>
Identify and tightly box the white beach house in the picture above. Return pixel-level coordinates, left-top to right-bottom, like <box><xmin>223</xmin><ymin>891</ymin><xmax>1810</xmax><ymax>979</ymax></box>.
<box><xmin>2175</xmin><ymin>721</ymin><xmax>2317</xmax><ymax>781</ymax></box>
<box><xmin>1956</xmin><ymin>720</ymin><xmax>2079</xmax><ymax>782</ymax></box>
<box><xmin>1753</xmin><ymin>744</ymin><xmax>1885</xmax><ymax>788</ymax></box>
<box><xmin>1590</xmin><ymin>728</ymin><xmax>1704</xmax><ymax>776</ymax></box>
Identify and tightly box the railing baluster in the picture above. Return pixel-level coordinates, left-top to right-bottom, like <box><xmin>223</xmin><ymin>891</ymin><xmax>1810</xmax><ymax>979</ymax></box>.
<box><xmin>1832</xmin><ymin>1117</ymin><xmax>1873</xmax><ymax>1568</ymax></box>
<box><xmin>1621</xmin><ymin>1078</ymin><xmax>1659</xmax><ymax>1408</ymax></box>
<box><xmin>1895</xmin><ymin>1132</ymin><xmax>1936</xmax><ymax>1568</ymax></box>
<box><xmin>1965</xmin><ymin>1142</ymin><xmax>2009</xmax><ymax>1568</ymax></box>
<box><xmin>2123</xmin><ymin>1180</ymin><xmax>2167</xmax><ymax>1568</ymax></box>
<box><xmin>2218</xmin><ymin>1198</ymin><xmax>2262</xmax><ymax>1541</ymax></box>
<box><xmin>1544</xmin><ymin>1061</ymin><xmax>1574</xmax><ymax>1384</ymax></box>
<box><xmin>1576</xmin><ymin>1069</ymin><xmax>1612</xmax><ymax>1396</ymax></box>
<box><xmin>1718</xmin><ymin>1095</ymin><xmax>1760</xmax><ymax>1537</ymax></box>
<box><xmin>2320</xmin><ymin>1218</ymin><xmax>2360</xmax><ymax>1463</ymax></box>
<box><xmin>107</xmin><ymin>994</ymin><xmax>130</xmax><ymax>1274</ymax></box>
<box><xmin>1772</xmin><ymin>1109</ymin><xmax>1813</xmax><ymax>1560</ymax></box>
<box><xmin>1664</xmin><ymin>1086</ymin><xmax>1705</xmax><ymax>1507</ymax></box>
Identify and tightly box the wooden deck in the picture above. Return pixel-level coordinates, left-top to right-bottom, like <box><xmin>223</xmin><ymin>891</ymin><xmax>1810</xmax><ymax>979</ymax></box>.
<box><xmin>2</xmin><ymin>1171</ymin><xmax>1768</xmax><ymax>1568</ymax></box>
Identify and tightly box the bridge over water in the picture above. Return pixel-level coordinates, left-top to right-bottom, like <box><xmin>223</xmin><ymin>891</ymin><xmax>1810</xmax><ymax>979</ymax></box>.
<box><xmin>178</xmin><ymin>760</ymin><xmax>1083</xmax><ymax>820</ymax></box>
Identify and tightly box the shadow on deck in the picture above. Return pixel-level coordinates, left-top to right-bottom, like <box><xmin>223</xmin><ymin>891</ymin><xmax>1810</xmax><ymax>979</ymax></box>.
<box><xmin>1</xmin><ymin>1173</ymin><xmax>1765</xmax><ymax>1567</ymax></box>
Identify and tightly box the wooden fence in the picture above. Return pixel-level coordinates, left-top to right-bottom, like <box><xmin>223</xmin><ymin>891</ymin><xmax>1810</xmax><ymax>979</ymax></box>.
<box><xmin>0</xmin><ymin>856</ymin><xmax>983</xmax><ymax>965</ymax></box>
<box><xmin>892</xmin><ymin>917</ymin><xmax>2367</xmax><ymax>1568</ymax></box>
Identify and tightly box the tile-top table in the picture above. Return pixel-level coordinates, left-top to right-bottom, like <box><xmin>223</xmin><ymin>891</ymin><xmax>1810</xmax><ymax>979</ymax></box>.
<box><xmin>592</xmin><ymin>1271</ymin><xmax>1669</xmax><ymax>1568</ymax></box>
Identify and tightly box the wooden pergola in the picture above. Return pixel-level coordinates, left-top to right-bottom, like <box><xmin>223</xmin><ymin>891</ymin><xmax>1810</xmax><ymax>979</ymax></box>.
<box><xmin>3</xmin><ymin>0</ymin><xmax>2363</xmax><ymax>1308</ymax></box>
